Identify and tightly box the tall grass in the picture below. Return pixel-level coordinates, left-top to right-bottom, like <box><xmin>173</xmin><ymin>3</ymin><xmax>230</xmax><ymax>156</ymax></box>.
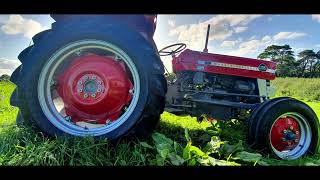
<box><xmin>0</xmin><ymin>81</ymin><xmax>18</xmax><ymax>126</ymax></box>
<box><xmin>0</xmin><ymin>79</ymin><xmax>319</xmax><ymax>166</ymax></box>
<box><xmin>272</xmin><ymin>77</ymin><xmax>320</xmax><ymax>101</ymax></box>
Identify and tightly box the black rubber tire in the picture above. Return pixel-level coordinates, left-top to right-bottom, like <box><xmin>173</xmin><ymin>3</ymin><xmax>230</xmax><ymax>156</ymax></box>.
<box><xmin>10</xmin><ymin>16</ymin><xmax>167</xmax><ymax>140</ymax></box>
<box><xmin>15</xmin><ymin>110</ymin><xmax>25</xmax><ymax>127</ymax></box>
<box><xmin>248</xmin><ymin>97</ymin><xmax>320</xmax><ymax>159</ymax></box>
<box><xmin>247</xmin><ymin>97</ymin><xmax>291</xmax><ymax>145</ymax></box>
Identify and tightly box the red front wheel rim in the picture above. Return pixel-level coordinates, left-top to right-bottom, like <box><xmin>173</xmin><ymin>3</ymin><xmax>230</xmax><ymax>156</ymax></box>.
<box><xmin>269</xmin><ymin>112</ymin><xmax>312</xmax><ymax>159</ymax></box>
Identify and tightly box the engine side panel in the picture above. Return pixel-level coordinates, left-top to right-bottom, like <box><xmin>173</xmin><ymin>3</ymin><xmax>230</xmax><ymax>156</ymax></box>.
<box><xmin>172</xmin><ymin>49</ymin><xmax>276</xmax><ymax>80</ymax></box>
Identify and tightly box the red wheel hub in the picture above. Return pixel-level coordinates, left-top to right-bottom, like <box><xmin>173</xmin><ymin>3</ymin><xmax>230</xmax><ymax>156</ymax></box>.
<box><xmin>57</xmin><ymin>54</ymin><xmax>133</xmax><ymax>124</ymax></box>
<box><xmin>270</xmin><ymin>116</ymin><xmax>301</xmax><ymax>152</ymax></box>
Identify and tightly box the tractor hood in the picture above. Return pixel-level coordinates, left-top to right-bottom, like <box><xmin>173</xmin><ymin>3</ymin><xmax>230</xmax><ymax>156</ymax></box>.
<box><xmin>172</xmin><ymin>49</ymin><xmax>276</xmax><ymax>80</ymax></box>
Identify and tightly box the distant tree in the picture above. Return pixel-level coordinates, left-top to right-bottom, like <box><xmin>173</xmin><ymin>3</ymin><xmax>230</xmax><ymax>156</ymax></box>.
<box><xmin>315</xmin><ymin>50</ymin><xmax>320</xmax><ymax>77</ymax></box>
<box><xmin>0</xmin><ymin>74</ymin><xmax>10</xmax><ymax>81</ymax></box>
<box><xmin>297</xmin><ymin>50</ymin><xmax>317</xmax><ymax>77</ymax></box>
<box><xmin>258</xmin><ymin>45</ymin><xmax>296</xmax><ymax>77</ymax></box>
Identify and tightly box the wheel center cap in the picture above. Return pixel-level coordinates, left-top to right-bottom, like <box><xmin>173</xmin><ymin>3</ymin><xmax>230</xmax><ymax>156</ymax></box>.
<box><xmin>84</xmin><ymin>80</ymin><xmax>98</xmax><ymax>94</ymax></box>
<box><xmin>76</xmin><ymin>73</ymin><xmax>105</xmax><ymax>100</ymax></box>
<box><xmin>284</xmin><ymin>131</ymin><xmax>296</xmax><ymax>141</ymax></box>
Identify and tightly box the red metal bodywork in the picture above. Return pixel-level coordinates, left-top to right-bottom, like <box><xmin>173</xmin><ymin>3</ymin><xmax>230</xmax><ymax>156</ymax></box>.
<box><xmin>172</xmin><ymin>49</ymin><xmax>276</xmax><ymax>80</ymax></box>
<box><xmin>57</xmin><ymin>55</ymin><xmax>133</xmax><ymax>123</ymax></box>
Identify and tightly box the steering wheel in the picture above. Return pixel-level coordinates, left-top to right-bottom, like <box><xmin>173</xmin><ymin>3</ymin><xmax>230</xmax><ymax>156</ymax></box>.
<box><xmin>158</xmin><ymin>43</ymin><xmax>187</xmax><ymax>56</ymax></box>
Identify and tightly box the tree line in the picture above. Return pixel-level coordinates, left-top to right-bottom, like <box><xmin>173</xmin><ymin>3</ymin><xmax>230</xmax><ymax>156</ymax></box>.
<box><xmin>258</xmin><ymin>44</ymin><xmax>320</xmax><ymax>78</ymax></box>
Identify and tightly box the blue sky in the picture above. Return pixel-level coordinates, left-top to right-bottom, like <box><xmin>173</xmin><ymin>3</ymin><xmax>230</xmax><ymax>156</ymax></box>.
<box><xmin>1</xmin><ymin>14</ymin><xmax>320</xmax><ymax>75</ymax></box>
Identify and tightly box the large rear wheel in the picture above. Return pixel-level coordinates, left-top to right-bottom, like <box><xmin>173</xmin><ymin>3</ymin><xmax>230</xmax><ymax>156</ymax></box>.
<box><xmin>10</xmin><ymin>17</ymin><xmax>167</xmax><ymax>140</ymax></box>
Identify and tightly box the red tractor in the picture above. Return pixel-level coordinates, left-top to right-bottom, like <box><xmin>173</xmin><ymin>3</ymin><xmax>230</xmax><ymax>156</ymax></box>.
<box><xmin>10</xmin><ymin>15</ymin><xmax>319</xmax><ymax>160</ymax></box>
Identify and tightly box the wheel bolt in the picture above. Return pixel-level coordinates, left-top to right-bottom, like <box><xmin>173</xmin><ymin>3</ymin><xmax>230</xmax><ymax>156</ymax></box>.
<box><xmin>106</xmin><ymin>120</ymin><xmax>112</xmax><ymax>125</ymax></box>
<box><xmin>114</xmin><ymin>56</ymin><xmax>120</xmax><ymax>61</ymax></box>
<box><xmin>288</xmin><ymin>142</ymin><xmax>292</xmax><ymax>146</ymax></box>
<box><xmin>78</xmin><ymin>81</ymin><xmax>83</xmax><ymax>85</ymax></box>
<box><xmin>92</xmin><ymin>75</ymin><xmax>96</xmax><ymax>80</ymax></box>
<box><xmin>129</xmin><ymin>89</ymin><xmax>134</xmax><ymax>94</ymax></box>
<box><xmin>75</xmin><ymin>50</ymin><xmax>81</xmax><ymax>56</ymax></box>
<box><xmin>295</xmin><ymin>131</ymin><xmax>299</xmax><ymax>135</ymax></box>
<box><xmin>91</xmin><ymin>93</ymin><xmax>96</xmax><ymax>98</ymax></box>
<box><xmin>97</xmin><ymin>88</ymin><xmax>102</xmax><ymax>92</ymax></box>
<box><xmin>65</xmin><ymin>116</ymin><xmax>72</xmax><ymax>121</ymax></box>
<box><xmin>78</xmin><ymin>89</ymin><xmax>83</xmax><ymax>93</ymax></box>
<box><xmin>83</xmin><ymin>93</ymin><xmax>88</xmax><ymax>98</ymax></box>
<box><xmin>282</xmin><ymin>137</ymin><xmax>286</xmax><ymax>141</ymax></box>
<box><xmin>84</xmin><ymin>76</ymin><xmax>89</xmax><ymax>80</ymax></box>
<box><xmin>283</xmin><ymin>130</ymin><xmax>287</xmax><ymax>133</ymax></box>
<box><xmin>98</xmin><ymin>81</ymin><xmax>102</xmax><ymax>85</ymax></box>
<box><xmin>295</xmin><ymin>139</ymin><xmax>299</xmax><ymax>143</ymax></box>
<box><xmin>290</xmin><ymin>126</ymin><xmax>294</xmax><ymax>130</ymax></box>
<box><xmin>50</xmin><ymin>80</ymin><xmax>56</xmax><ymax>86</ymax></box>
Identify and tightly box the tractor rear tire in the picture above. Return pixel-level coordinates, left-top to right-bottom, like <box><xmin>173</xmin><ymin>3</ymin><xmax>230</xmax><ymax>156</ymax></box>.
<box><xmin>10</xmin><ymin>17</ymin><xmax>167</xmax><ymax>140</ymax></box>
<box><xmin>248</xmin><ymin>97</ymin><xmax>320</xmax><ymax>160</ymax></box>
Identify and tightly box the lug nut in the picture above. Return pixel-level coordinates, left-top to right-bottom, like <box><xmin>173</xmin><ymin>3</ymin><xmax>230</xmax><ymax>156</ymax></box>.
<box><xmin>290</xmin><ymin>126</ymin><xmax>294</xmax><ymax>130</ymax></box>
<box><xmin>129</xmin><ymin>89</ymin><xmax>134</xmax><ymax>94</ymax></box>
<box><xmin>78</xmin><ymin>89</ymin><xmax>83</xmax><ymax>93</ymax></box>
<box><xmin>97</xmin><ymin>88</ymin><xmax>102</xmax><ymax>92</ymax></box>
<box><xmin>98</xmin><ymin>81</ymin><xmax>102</xmax><ymax>85</ymax></box>
<box><xmin>50</xmin><ymin>80</ymin><xmax>56</xmax><ymax>86</ymax></box>
<box><xmin>295</xmin><ymin>139</ymin><xmax>299</xmax><ymax>143</ymax></box>
<box><xmin>295</xmin><ymin>131</ymin><xmax>299</xmax><ymax>135</ymax></box>
<box><xmin>78</xmin><ymin>81</ymin><xmax>83</xmax><ymax>85</ymax></box>
<box><xmin>75</xmin><ymin>50</ymin><xmax>82</xmax><ymax>56</ymax></box>
<box><xmin>84</xmin><ymin>76</ymin><xmax>89</xmax><ymax>80</ymax></box>
<box><xmin>91</xmin><ymin>94</ymin><xmax>96</xmax><ymax>98</ymax></box>
<box><xmin>83</xmin><ymin>93</ymin><xmax>88</xmax><ymax>98</ymax></box>
<box><xmin>65</xmin><ymin>116</ymin><xmax>72</xmax><ymax>121</ymax></box>
<box><xmin>282</xmin><ymin>137</ymin><xmax>286</xmax><ymax>141</ymax></box>
<box><xmin>283</xmin><ymin>130</ymin><xmax>287</xmax><ymax>133</ymax></box>
<box><xmin>114</xmin><ymin>56</ymin><xmax>120</xmax><ymax>61</ymax></box>
<box><xmin>105</xmin><ymin>119</ymin><xmax>112</xmax><ymax>125</ymax></box>
<box><xmin>92</xmin><ymin>75</ymin><xmax>96</xmax><ymax>80</ymax></box>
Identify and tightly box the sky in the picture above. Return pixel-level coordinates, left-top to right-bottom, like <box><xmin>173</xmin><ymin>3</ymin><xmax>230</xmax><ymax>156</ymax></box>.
<box><xmin>0</xmin><ymin>14</ymin><xmax>320</xmax><ymax>75</ymax></box>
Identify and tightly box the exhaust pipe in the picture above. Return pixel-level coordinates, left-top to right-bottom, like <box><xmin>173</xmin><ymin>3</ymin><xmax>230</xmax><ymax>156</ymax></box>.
<box><xmin>203</xmin><ymin>24</ymin><xmax>210</xmax><ymax>53</ymax></box>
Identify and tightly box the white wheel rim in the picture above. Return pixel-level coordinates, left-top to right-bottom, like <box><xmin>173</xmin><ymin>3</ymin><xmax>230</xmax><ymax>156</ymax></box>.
<box><xmin>38</xmin><ymin>39</ymin><xmax>141</xmax><ymax>136</ymax></box>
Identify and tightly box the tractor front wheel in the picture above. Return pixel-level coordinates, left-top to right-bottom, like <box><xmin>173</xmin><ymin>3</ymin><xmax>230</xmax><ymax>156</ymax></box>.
<box><xmin>248</xmin><ymin>97</ymin><xmax>320</xmax><ymax>160</ymax></box>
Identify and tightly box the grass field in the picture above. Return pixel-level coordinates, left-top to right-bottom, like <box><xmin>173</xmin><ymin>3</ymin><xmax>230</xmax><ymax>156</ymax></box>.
<box><xmin>0</xmin><ymin>78</ymin><xmax>319</xmax><ymax>166</ymax></box>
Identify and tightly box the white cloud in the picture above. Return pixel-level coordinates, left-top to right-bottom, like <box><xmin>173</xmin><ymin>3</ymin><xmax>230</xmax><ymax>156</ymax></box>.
<box><xmin>204</xmin><ymin>15</ymin><xmax>262</xmax><ymax>27</ymax></box>
<box><xmin>249</xmin><ymin>35</ymin><xmax>256</xmax><ymax>40</ymax></box>
<box><xmin>168</xmin><ymin>15</ymin><xmax>262</xmax><ymax>51</ymax></box>
<box><xmin>220</xmin><ymin>40</ymin><xmax>241</xmax><ymax>48</ymax></box>
<box><xmin>0</xmin><ymin>58</ymin><xmax>21</xmax><ymax>76</ymax></box>
<box><xmin>0</xmin><ymin>15</ymin><xmax>9</xmax><ymax>24</ymax></box>
<box><xmin>234</xmin><ymin>26</ymin><xmax>247</xmax><ymax>33</ymax></box>
<box><xmin>226</xmin><ymin>35</ymin><xmax>274</xmax><ymax>57</ymax></box>
<box><xmin>311</xmin><ymin>15</ymin><xmax>320</xmax><ymax>23</ymax></box>
<box><xmin>168</xmin><ymin>19</ymin><xmax>175</xmax><ymax>27</ymax></box>
<box><xmin>294</xmin><ymin>47</ymin><xmax>306</xmax><ymax>52</ymax></box>
<box><xmin>316</xmin><ymin>44</ymin><xmax>320</xmax><ymax>48</ymax></box>
<box><xmin>1</xmin><ymin>15</ymin><xmax>45</xmax><ymax>39</ymax></box>
<box><xmin>273</xmin><ymin>32</ymin><xmax>306</xmax><ymax>41</ymax></box>
<box><xmin>262</xmin><ymin>35</ymin><xmax>272</xmax><ymax>43</ymax></box>
<box><xmin>223</xmin><ymin>31</ymin><xmax>306</xmax><ymax>57</ymax></box>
